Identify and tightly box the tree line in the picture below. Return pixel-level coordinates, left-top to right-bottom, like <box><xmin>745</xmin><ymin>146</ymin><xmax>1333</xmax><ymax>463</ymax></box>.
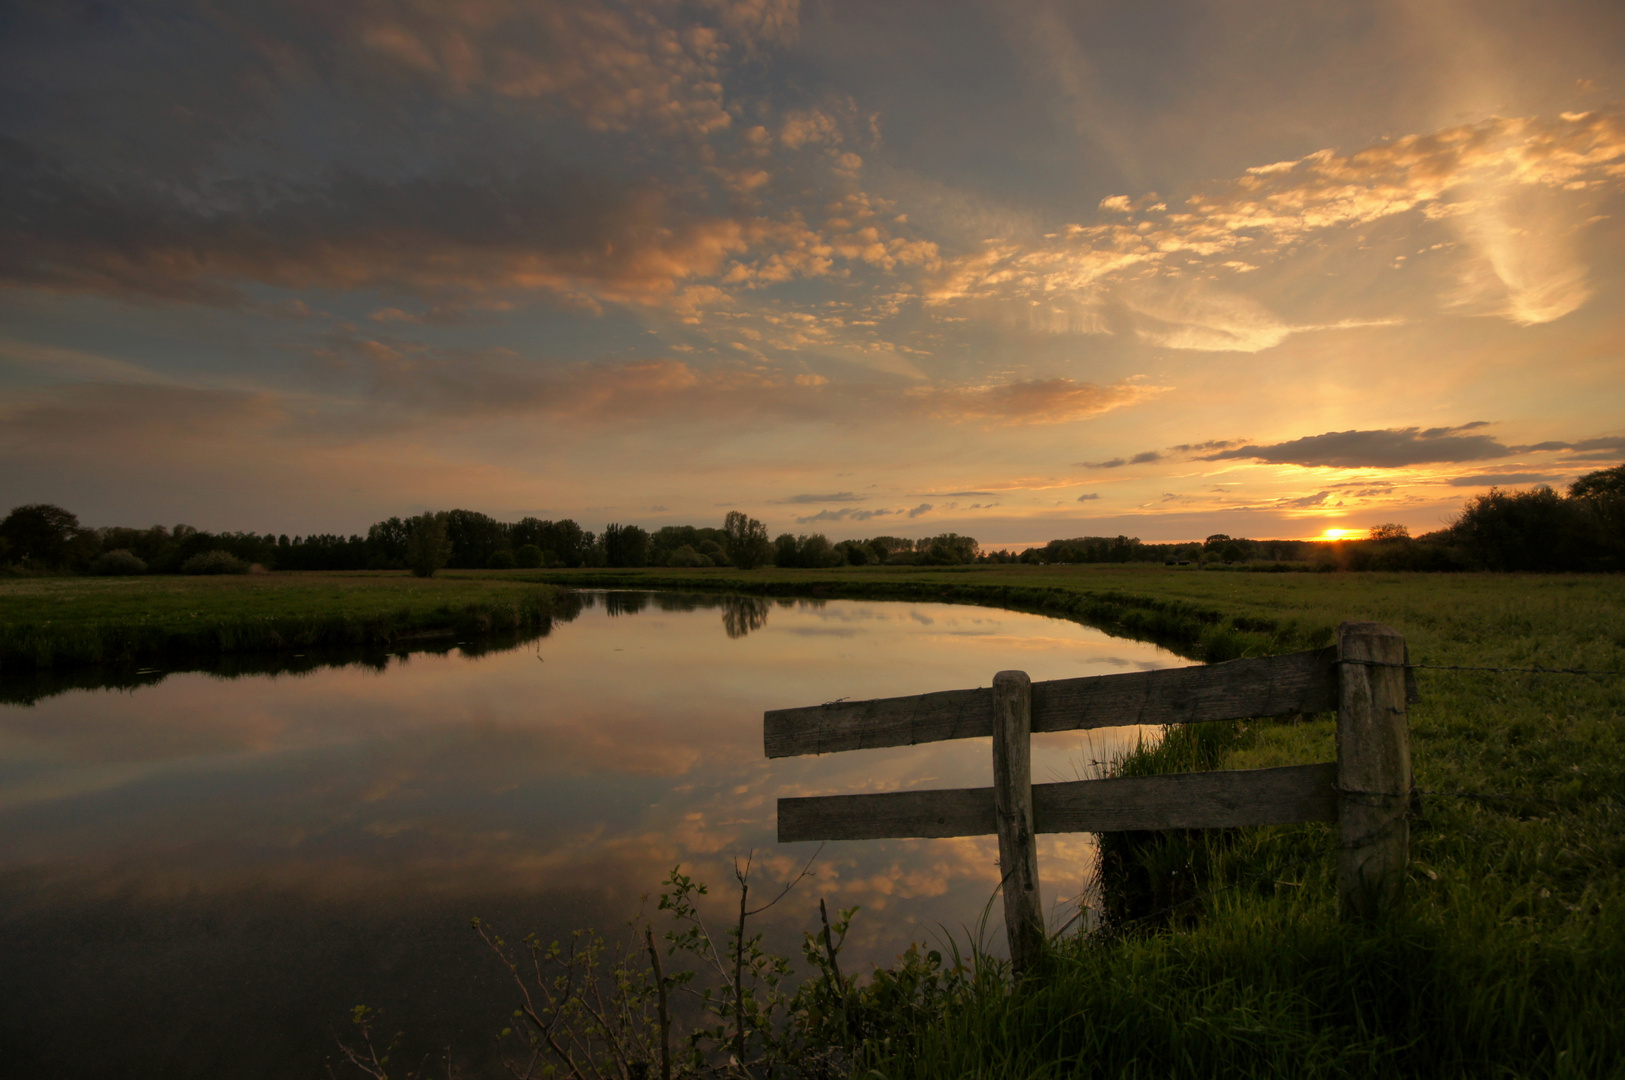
<box><xmin>1006</xmin><ymin>465</ymin><xmax>1624</xmax><ymax>573</ymax></box>
<box><xmin>0</xmin><ymin>504</ymin><xmax>986</xmax><ymax>576</ymax></box>
<box><xmin>3</xmin><ymin>465</ymin><xmax>1618</xmax><ymax>576</ymax></box>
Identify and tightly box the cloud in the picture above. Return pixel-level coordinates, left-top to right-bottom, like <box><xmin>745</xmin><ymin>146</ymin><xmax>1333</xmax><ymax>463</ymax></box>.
<box><xmin>781</xmin><ymin>492</ymin><xmax>863</xmax><ymax>504</ymax></box>
<box><xmin>1077</xmin><ymin>450</ymin><xmax>1161</xmax><ymax>469</ymax></box>
<box><xmin>1126</xmin><ymin>286</ymin><xmax>1292</xmax><ymax>353</ymax></box>
<box><xmin>793</xmin><ymin>507</ymin><xmax>892</xmax><ymax>524</ymax></box>
<box><xmin>0</xmin><ymin>338</ymin><xmax>168</xmax><ymax>386</ymax></box>
<box><xmin>1514</xmin><ymin>436</ymin><xmax>1625</xmax><ymax>455</ymax></box>
<box><xmin>302</xmin><ymin>0</ymin><xmax>796</xmax><ymax>138</ymax></box>
<box><xmin>788</xmin><ymin>500</ymin><xmax>933</xmax><ymax>525</ymax></box>
<box><xmin>1202</xmin><ymin>424</ymin><xmax>1513</xmax><ymax>468</ymax></box>
<box><xmin>906</xmin><ymin>378</ymin><xmax>1158</xmax><ymax>425</ymax></box>
<box><xmin>1445</xmin><ymin>473</ymin><xmax>1558</xmax><ymax>487</ymax></box>
<box><xmin>1076</xmin><ymin>492</ymin><xmax>1100</xmax><ymax>502</ymax></box>
<box><xmin>925</xmin><ymin>109</ymin><xmax>1625</xmax><ymax>334</ymax></box>
<box><xmin>0</xmin><ymin>144</ymin><xmax>761</xmax><ymax>308</ymax></box>
<box><xmin>0</xmin><ymin>2</ymin><xmax>925</xmax><ymax>330</ymax></box>
<box><xmin>789</xmin><ymin>501</ymin><xmax>936</xmax><ymax>524</ymax></box>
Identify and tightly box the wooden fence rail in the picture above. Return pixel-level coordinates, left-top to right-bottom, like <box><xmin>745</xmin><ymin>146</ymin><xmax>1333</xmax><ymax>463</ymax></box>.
<box><xmin>765</xmin><ymin>621</ymin><xmax>1415</xmax><ymax>976</ymax></box>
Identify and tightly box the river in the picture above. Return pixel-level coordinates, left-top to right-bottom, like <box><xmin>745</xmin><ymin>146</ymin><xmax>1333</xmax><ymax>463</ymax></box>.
<box><xmin>0</xmin><ymin>591</ymin><xmax>1183</xmax><ymax>1078</ymax></box>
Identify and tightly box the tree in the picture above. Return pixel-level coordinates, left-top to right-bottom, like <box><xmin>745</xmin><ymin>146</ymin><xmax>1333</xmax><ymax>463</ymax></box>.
<box><xmin>406</xmin><ymin>513</ymin><xmax>452</xmax><ymax>577</ymax></box>
<box><xmin>365</xmin><ymin>517</ymin><xmax>410</xmax><ymax>568</ymax></box>
<box><xmin>0</xmin><ymin>504</ymin><xmax>82</xmax><ymax>568</ymax></box>
<box><xmin>773</xmin><ymin>533</ymin><xmax>799</xmax><ymax>567</ymax></box>
<box><xmin>722</xmin><ymin>511</ymin><xmax>772</xmax><ymax>570</ymax></box>
<box><xmin>1369</xmin><ymin>523</ymin><xmax>1410</xmax><ymax>541</ymax></box>
<box><xmin>917</xmin><ymin>533</ymin><xmax>980</xmax><ymax>565</ymax></box>
<box><xmin>1570</xmin><ymin>465</ymin><xmax>1625</xmax><ymax>500</ymax></box>
<box><xmin>602</xmin><ymin>523</ymin><xmax>650</xmax><ymax>567</ymax></box>
<box><xmin>442</xmin><ymin>509</ymin><xmax>507</xmax><ymax>568</ymax></box>
<box><xmin>834</xmin><ymin>540</ymin><xmax>872</xmax><ymax>565</ymax></box>
<box><xmin>1448</xmin><ymin>486</ymin><xmax>1590</xmax><ymax>571</ymax></box>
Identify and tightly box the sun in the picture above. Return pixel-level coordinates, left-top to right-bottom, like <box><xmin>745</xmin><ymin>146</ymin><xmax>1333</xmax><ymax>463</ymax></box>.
<box><xmin>1318</xmin><ymin>527</ymin><xmax>1358</xmax><ymax>541</ymax></box>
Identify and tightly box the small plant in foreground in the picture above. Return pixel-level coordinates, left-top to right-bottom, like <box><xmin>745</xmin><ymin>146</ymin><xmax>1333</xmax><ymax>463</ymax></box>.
<box><xmin>332</xmin><ymin>857</ymin><xmax>987</xmax><ymax>1079</ymax></box>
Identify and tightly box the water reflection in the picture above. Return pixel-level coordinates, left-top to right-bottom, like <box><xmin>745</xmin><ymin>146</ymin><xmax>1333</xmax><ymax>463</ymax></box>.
<box><xmin>588</xmin><ymin>589</ymin><xmax>776</xmax><ymax>639</ymax></box>
<box><xmin>0</xmin><ymin>592</ymin><xmax>1182</xmax><ymax>1079</ymax></box>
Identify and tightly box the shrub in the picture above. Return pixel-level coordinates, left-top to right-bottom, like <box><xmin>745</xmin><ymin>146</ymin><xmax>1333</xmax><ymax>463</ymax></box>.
<box><xmin>696</xmin><ymin>538</ymin><xmax>731</xmax><ymax>566</ymax></box>
<box><xmin>514</xmin><ymin>544</ymin><xmax>545</xmax><ymax>569</ymax></box>
<box><xmin>90</xmin><ymin>549</ymin><xmax>147</xmax><ymax>575</ymax></box>
<box><xmin>668</xmin><ymin>544</ymin><xmax>709</xmax><ymax>567</ymax></box>
<box><xmin>180</xmin><ymin>550</ymin><xmax>249</xmax><ymax>575</ymax></box>
<box><xmin>487</xmin><ymin>549</ymin><xmax>517</xmax><ymax>570</ymax></box>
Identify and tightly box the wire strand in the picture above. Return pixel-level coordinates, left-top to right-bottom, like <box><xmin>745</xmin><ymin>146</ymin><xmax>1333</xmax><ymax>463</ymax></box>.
<box><xmin>1338</xmin><ymin>659</ymin><xmax>1625</xmax><ymax>677</ymax></box>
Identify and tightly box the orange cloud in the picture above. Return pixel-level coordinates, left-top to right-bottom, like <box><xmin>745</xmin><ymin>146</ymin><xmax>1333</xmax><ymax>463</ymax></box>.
<box><xmin>924</xmin><ymin>109</ymin><xmax>1625</xmax><ymax>341</ymax></box>
<box><xmin>906</xmin><ymin>378</ymin><xmax>1161</xmax><ymax>425</ymax></box>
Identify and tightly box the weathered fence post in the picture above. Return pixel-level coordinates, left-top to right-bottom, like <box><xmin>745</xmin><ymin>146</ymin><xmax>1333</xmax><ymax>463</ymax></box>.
<box><xmin>1336</xmin><ymin>622</ymin><xmax>1411</xmax><ymax>922</ymax></box>
<box><xmin>992</xmin><ymin>670</ymin><xmax>1044</xmax><ymax>975</ymax></box>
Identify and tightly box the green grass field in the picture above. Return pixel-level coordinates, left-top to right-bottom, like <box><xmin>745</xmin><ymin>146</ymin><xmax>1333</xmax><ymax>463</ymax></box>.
<box><xmin>508</xmin><ymin>565</ymin><xmax>1625</xmax><ymax>1078</ymax></box>
<box><xmin>0</xmin><ymin>571</ymin><xmax>570</xmax><ymax>671</ymax></box>
<box><xmin>7</xmin><ymin>564</ymin><xmax>1624</xmax><ymax>1076</ymax></box>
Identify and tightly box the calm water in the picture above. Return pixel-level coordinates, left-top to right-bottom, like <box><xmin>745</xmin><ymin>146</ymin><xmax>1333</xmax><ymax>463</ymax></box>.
<box><xmin>0</xmin><ymin>592</ymin><xmax>1181</xmax><ymax>1078</ymax></box>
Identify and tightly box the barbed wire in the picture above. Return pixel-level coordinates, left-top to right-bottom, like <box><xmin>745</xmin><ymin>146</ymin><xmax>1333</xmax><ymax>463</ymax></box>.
<box><xmin>1339</xmin><ymin>658</ymin><xmax>1625</xmax><ymax>677</ymax></box>
<box><xmin>1415</xmin><ymin>787</ymin><xmax>1565</xmax><ymax>807</ymax></box>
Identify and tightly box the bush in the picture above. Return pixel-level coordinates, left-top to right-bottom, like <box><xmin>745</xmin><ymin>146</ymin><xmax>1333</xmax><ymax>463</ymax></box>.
<box><xmin>180</xmin><ymin>550</ymin><xmax>249</xmax><ymax>575</ymax></box>
<box><xmin>89</xmin><ymin>549</ymin><xmax>147</xmax><ymax>575</ymax></box>
<box><xmin>668</xmin><ymin>544</ymin><xmax>709</xmax><ymax>567</ymax></box>
<box><xmin>487</xmin><ymin>549</ymin><xmax>517</xmax><ymax>570</ymax></box>
<box><xmin>514</xmin><ymin>544</ymin><xmax>545</xmax><ymax>569</ymax></box>
<box><xmin>696</xmin><ymin>538</ymin><xmax>731</xmax><ymax>566</ymax></box>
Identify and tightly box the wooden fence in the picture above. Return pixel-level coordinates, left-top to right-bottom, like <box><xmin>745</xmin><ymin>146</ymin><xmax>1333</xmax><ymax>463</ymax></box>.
<box><xmin>765</xmin><ymin>621</ymin><xmax>1417</xmax><ymax>975</ymax></box>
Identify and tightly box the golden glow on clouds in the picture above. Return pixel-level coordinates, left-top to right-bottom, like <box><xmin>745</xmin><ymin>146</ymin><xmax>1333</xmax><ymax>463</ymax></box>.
<box><xmin>1</xmin><ymin>0</ymin><xmax>1622</xmax><ymax>539</ymax></box>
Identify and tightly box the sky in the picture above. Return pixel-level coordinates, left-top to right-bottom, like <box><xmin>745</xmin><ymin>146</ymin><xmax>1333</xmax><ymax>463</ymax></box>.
<box><xmin>3</xmin><ymin>0</ymin><xmax>1624</xmax><ymax>546</ymax></box>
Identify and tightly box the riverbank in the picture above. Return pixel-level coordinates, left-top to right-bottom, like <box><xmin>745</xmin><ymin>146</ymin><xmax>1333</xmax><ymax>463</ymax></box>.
<box><xmin>0</xmin><ymin>573</ymin><xmax>572</xmax><ymax>672</ymax></box>
<box><xmin>8</xmin><ymin>566</ymin><xmax>1623</xmax><ymax>1075</ymax></box>
<box><xmin>507</xmin><ymin>565</ymin><xmax>1625</xmax><ymax>1078</ymax></box>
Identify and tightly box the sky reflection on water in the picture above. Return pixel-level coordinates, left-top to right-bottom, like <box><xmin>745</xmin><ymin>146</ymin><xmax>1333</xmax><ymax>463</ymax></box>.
<box><xmin>0</xmin><ymin>593</ymin><xmax>1181</xmax><ymax>1078</ymax></box>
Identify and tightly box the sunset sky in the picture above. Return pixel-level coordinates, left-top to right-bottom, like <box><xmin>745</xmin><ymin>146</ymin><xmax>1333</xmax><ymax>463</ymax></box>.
<box><xmin>3</xmin><ymin>0</ymin><xmax>1623</xmax><ymax>546</ymax></box>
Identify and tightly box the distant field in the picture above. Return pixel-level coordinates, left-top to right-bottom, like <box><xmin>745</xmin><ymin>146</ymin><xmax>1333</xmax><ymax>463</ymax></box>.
<box><xmin>0</xmin><ymin>571</ymin><xmax>568</xmax><ymax>671</ymax></box>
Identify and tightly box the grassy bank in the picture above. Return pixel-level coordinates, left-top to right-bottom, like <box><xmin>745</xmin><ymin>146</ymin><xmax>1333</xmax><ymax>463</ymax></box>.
<box><xmin>0</xmin><ymin>572</ymin><xmax>572</xmax><ymax>672</ymax></box>
<box><xmin>504</xmin><ymin>565</ymin><xmax>1625</xmax><ymax>1077</ymax></box>
<box><xmin>9</xmin><ymin>564</ymin><xmax>1623</xmax><ymax>1074</ymax></box>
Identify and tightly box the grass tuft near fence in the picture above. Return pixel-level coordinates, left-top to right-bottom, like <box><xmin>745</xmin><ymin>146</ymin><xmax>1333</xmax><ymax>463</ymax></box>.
<box><xmin>847</xmin><ymin>568</ymin><xmax>1625</xmax><ymax>1079</ymax></box>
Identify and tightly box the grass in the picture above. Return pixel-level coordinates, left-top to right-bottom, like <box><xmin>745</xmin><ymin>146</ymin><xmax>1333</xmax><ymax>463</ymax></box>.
<box><xmin>0</xmin><ymin>571</ymin><xmax>572</xmax><ymax>673</ymax></box>
<box><xmin>7</xmin><ymin>563</ymin><xmax>1624</xmax><ymax>1075</ymax></box>
<box><xmin>506</xmin><ymin>565</ymin><xmax>1625</xmax><ymax>1077</ymax></box>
